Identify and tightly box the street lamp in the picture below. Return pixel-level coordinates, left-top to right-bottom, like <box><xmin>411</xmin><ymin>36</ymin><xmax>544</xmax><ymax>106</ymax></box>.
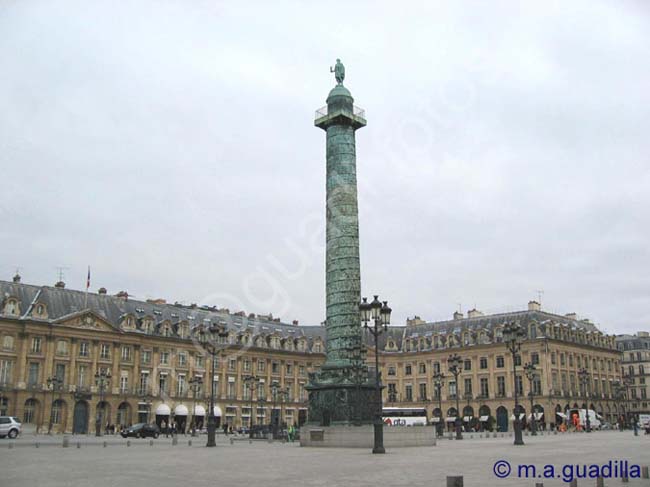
<box><xmin>432</xmin><ymin>371</ymin><xmax>445</xmax><ymax>437</ymax></box>
<box><xmin>447</xmin><ymin>353</ymin><xmax>462</xmax><ymax>440</ymax></box>
<box><xmin>94</xmin><ymin>370</ymin><xmax>111</xmax><ymax>437</ymax></box>
<box><xmin>243</xmin><ymin>374</ymin><xmax>260</xmax><ymax>437</ymax></box>
<box><xmin>577</xmin><ymin>367</ymin><xmax>591</xmax><ymax>433</ymax></box>
<box><xmin>199</xmin><ymin>324</ymin><xmax>229</xmax><ymax>447</ymax></box>
<box><xmin>46</xmin><ymin>376</ymin><xmax>63</xmax><ymax>434</ymax></box>
<box><xmin>189</xmin><ymin>376</ymin><xmax>203</xmax><ymax>437</ymax></box>
<box><xmin>360</xmin><ymin>295</ymin><xmax>391</xmax><ymax>454</ymax></box>
<box><xmin>503</xmin><ymin>321</ymin><xmax>525</xmax><ymax>446</ymax></box>
<box><xmin>523</xmin><ymin>362</ymin><xmax>538</xmax><ymax>436</ymax></box>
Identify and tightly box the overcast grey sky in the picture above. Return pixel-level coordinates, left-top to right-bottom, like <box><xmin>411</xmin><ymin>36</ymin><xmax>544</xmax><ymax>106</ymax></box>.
<box><xmin>1</xmin><ymin>0</ymin><xmax>648</xmax><ymax>334</ymax></box>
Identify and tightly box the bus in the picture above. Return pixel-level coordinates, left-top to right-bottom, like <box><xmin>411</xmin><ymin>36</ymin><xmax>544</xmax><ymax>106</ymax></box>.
<box><xmin>382</xmin><ymin>407</ymin><xmax>428</xmax><ymax>426</ymax></box>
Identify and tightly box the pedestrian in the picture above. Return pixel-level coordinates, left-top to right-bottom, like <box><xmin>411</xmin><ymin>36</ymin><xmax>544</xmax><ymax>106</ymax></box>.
<box><xmin>161</xmin><ymin>419</ymin><xmax>168</xmax><ymax>438</ymax></box>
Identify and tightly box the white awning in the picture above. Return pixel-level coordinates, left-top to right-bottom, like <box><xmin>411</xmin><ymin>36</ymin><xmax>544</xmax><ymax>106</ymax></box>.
<box><xmin>463</xmin><ymin>416</ymin><xmax>472</xmax><ymax>422</ymax></box>
<box><xmin>174</xmin><ymin>405</ymin><xmax>189</xmax><ymax>416</ymax></box>
<box><xmin>193</xmin><ymin>405</ymin><xmax>206</xmax><ymax>416</ymax></box>
<box><xmin>479</xmin><ymin>415</ymin><xmax>489</xmax><ymax>421</ymax></box>
<box><xmin>155</xmin><ymin>404</ymin><xmax>171</xmax><ymax>416</ymax></box>
<box><xmin>446</xmin><ymin>416</ymin><xmax>456</xmax><ymax>422</ymax></box>
<box><xmin>213</xmin><ymin>406</ymin><xmax>223</xmax><ymax>417</ymax></box>
<box><xmin>510</xmin><ymin>414</ymin><xmax>525</xmax><ymax>420</ymax></box>
<box><xmin>556</xmin><ymin>412</ymin><xmax>567</xmax><ymax>419</ymax></box>
<box><xmin>430</xmin><ymin>417</ymin><xmax>441</xmax><ymax>423</ymax></box>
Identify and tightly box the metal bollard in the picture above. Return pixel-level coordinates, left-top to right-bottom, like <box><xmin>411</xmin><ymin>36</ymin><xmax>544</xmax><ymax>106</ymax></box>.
<box><xmin>35</xmin><ymin>442</ymin><xmax>39</xmax><ymax>448</ymax></box>
<box><xmin>103</xmin><ymin>441</ymin><xmax>107</xmax><ymax>448</ymax></box>
<box><xmin>446</xmin><ymin>476</ymin><xmax>463</xmax><ymax>487</ymax></box>
<box><xmin>62</xmin><ymin>436</ymin><xmax>69</xmax><ymax>448</ymax></box>
<box><xmin>149</xmin><ymin>439</ymin><xmax>153</xmax><ymax>446</ymax></box>
<box><xmin>642</xmin><ymin>466</ymin><xmax>649</xmax><ymax>479</ymax></box>
<box><xmin>229</xmin><ymin>437</ymin><xmax>234</xmax><ymax>445</ymax></box>
<box><xmin>569</xmin><ymin>480</ymin><xmax>577</xmax><ymax>487</ymax></box>
<box><xmin>621</xmin><ymin>475</ymin><xmax>629</xmax><ymax>483</ymax></box>
<box><xmin>77</xmin><ymin>442</ymin><xmax>81</xmax><ymax>448</ymax></box>
<box><xmin>126</xmin><ymin>440</ymin><xmax>131</xmax><ymax>447</ymax></box>
<box><xmin>188</xmin><ymin>440</ymin><xmax>192</xmax><ymax>446</ymax></box>
<box><xmin>172</xmin><ymin>437</ymin><xmax>178</xmax><ymax>446</ymax></box>
<box><xmin>8</xmin><ymin>443</ymin><xmax>14</xmax><ymax>449</ymax></box>
<box><xmin>535</xmin><ymin>483</ymin><xmax>543</xmax><ymax>487</ymax></box>
<box><xmin>595</xmin><ymin>477</ymin><xmax>604</xmax><ymax>487</ymax></box>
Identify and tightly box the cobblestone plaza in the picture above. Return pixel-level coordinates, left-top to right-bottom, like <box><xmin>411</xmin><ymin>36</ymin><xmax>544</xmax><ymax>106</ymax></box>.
<box><xmin>1</xmin><ymin>431</ymin><xmax>648</xmax><ymax>487</ymax></box>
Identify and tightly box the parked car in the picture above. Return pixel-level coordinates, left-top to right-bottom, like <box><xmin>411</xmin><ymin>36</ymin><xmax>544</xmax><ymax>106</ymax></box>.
<box><xmin>0</xmin><ymin>416</ymin><xmax>22</xmax><ymax>439</ymax></box>
<box><xmin>120</xmin><ymin>423</ymin><xmax>160</xmax><ymax>439</ymax></box>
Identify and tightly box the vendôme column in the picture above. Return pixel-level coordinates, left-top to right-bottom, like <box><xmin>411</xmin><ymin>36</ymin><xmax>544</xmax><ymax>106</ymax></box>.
<box><xmin>306</xmin><ymin>60</ymin><xmax>375</xmax><ymax>426</ymax></box>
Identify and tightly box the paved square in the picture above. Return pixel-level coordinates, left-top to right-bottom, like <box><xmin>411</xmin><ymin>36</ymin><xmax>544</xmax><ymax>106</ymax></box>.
<box><xmin>1</xmin><ymin>431</ymin><xmax>648</xmax><ymax>487</ymax></box>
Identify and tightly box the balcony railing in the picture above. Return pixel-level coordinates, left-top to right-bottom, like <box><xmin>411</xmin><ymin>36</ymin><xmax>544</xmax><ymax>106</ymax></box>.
<box><xmin>314</xmin><ymin>105</ymin><xmax>366</xmax><ymax>121</ymax></box>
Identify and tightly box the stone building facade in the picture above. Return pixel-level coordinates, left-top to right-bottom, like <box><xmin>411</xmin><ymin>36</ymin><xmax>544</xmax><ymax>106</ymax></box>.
<box><xmin>616</xmin><ymin>332</ymin><xmax>650</xmax><ymax>418</ymax></box>
<box><xmin>0</xmin><ymin>277</ymin><xmax>623</xmax><ymax>434</ymax></box>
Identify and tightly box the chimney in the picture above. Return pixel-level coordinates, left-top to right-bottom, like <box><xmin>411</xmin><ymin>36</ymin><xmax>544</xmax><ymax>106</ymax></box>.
<box><xmin>565</xmin><ymin>313</ymin><xmax>578</xmax><ymax>320</ymax></box>
<box><xmin>147</xmin><ymin>298</ymin><xmax>167</xmax><ymax>305</ymax></box>
<box><xmin>467</xmin><ymin>308</ymin><xmax>483</xmax><ymax>318</ymax></box>
<box><xmin>528</xmin><ymin>301</ymin><xmax>541</xmax><ymax>311</ymax></box>
<box><xmin>98</xmin><ymin>287</ymin><xmax>107</xmax><ymax>295</ymax></box>
<box><xmin>54</xmin><ymin>281</ymin><xmax>65</xmax><ymax>289</ymax></box>
<box><xmin>453</xmin><ymin>311</ymin><xmax>464</xmax><ymax>320</ymax></box>
<box><xmin>12</xmin><ymin>273</ymin><xmax>21</xmax><ymax>283</ymax></box>
<box><xmin>292</xmin><ymin>320</ymin><xmax>299</xmax><ymax>325</ymax></box>
<box><xmin>115</xmin><ymin>291</ymin><xmax>129</xmax><ymax>300</ymax></box>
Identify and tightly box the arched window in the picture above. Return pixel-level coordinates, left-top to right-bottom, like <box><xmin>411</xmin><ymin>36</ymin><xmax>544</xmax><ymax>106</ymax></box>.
<box><xmin>4</xmin><ymin>299</ymin><xmax>19</xmax><ymax>316</ymax></box>
<box><xmin>24</xmin><ymin>399</ymin><xmax>37</xmax><ymax>423</ymax></box>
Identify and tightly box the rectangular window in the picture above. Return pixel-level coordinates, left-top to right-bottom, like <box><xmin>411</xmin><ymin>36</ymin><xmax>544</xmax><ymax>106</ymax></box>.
<box><xmin>55</xmin><ymin>363</ymin><xmax>65</xmax><ymax>383</ymax></box>
<box><xmin>0</xmin><ymin>360</ymin><xmax>13</xmax><ymax>384</ymax></box>
<box><xmin>159</xmin><ymin>373</ymin><xmax>168</xmax><ymax>394</ymax></box>
<box><xmin>229</xmin><ymin>359</ymin><xmax>237</xmax><ymax>371</ymax></box>
<box><xmin>100</xmin><ymin>344</ymin><xmax>111</xmax><ymax>360</ymax></box>
<box><xmin>480</xmin><ymin>357</ymin><xmax>488</xmax><ymax>370</ymax></box>
<box><xmin>531</xmin><ymin>353</ymin><xmax>539</xmax><ymax>365</ymax></box>
<box><xmin>419</xmin><ymin>382</ymin><xmax>427</xmax><ymax>401</ymax></box>
<box><xmin>464</xmin><ymin>359</ymin><xmax>471</xmax><ymax>371</ymax></box>
<box><xmin>243</xmin><ymin>360</ymin><xmax>251</xmax><ymax>372</ymax></box>
<box><xmin>514</xmin><ymin>354</ymin><xmax>522</xmax><ymax>367</ymax></box>
<box><xmin>177</xmin><ymin>374</ymin><xmax>186</xmax><ymax>396</ymax></box>
<box><xmin>121</xmin><ymin>346</ymin><xmax>131</xmax><ymax>361</ymax></box>
<box><xmin>195</xmin><ymin>355</ymin><xmax>203</xmax><ymax>368</ymax></box>
<box><xmin>405</xmin><ymin>365</ymin><xmax>412</xmax><ymax>376</ymax></box>
<box><xmin>418</xmin><ymin>363</ymin><xmax>426</xmax><ymax>374</ymax></box>
<box><xmin>120</xmin><ymin>375</ymin><xmax>128</xmax><ymax>393</ymax></box>
<box><xmin>433</xmin><ymin>362</ymin><xmax>440</xmax><ymax>374</ymax></box>
<box><xmin>271</xmin><ymin>362</ymin><xmax>279</xmax><ymax>374</ymax></box>
<box><xmin>515</xmin><ymin>375</ymin><xmax>523</xmax><ymax>395</ymax></box>
<box><xmin>464</xmin><ymin>378</ymin><xmax>472</xmax><ymax>396</ymax></box>
<box><xmin>286</xmin><ymin>364</ymin><xmax>293</xmax><ymax>376</ymax></box>
<box><xmin>31</xmin><ymin>337</ymin><xmax>42</xmax><ymax>354</ymax></box>
<box><xmin>28</xmin><ymin>362</ymin><xmax>39</xmax><ymax>385</ymax></box>
<box><xmin>551</xmin><ymin>352</ymin><xmax>556</xmax><ymax>365</ymax></box>
<box><xmin>227</xmin><ymin>381</ymin><xmax>236</xmax><ymax>399</ymax></box>
<box><xmin>405</xmin><ymin>384</ymin><xmax>413</xmax><ymax>401</ymax></box>
<box><xmin>178</xmin><ymin>352</ymin><xmax>187</xmax><ymax>367</ymax></box>
<box><xmin>257</xmin><ymin>360</ymin><xmax>266</xmax><ymax>373</ymax></box>
<box><xmin>448</xmin><ymin>381</ymin><xmax>457</xmax><ymax>398</ymax></box>
<box><xmin>496</xmin><ymin>356</ymin><xmax>504</xmax><ymax>368</ymax></box>
<box><xmin>387</xmin><ymin>366</ymin><xmax>396</xmax><ymax>376</ymax></box>
<box><xmin>388</xmin><ymin>383</ymin><xmax>397</xmax><ymax>402</ymax></box>
<box><xmin>497</xmin><ymin>376</ymin><xmax>506</xmax><ymax>397</ymax></box>
<box><xmin>560</xmin><ymin>353</ymin><xmax>565</xmax><ymax>366</ymax></box>
<box><xmin>298</xmin><ymin>365</ymin><xmax>305</xmax><ymax>376</ymax></box>
<box><xmin>480</xmin><ymin>377</ymin><xmax>489</xmax><ymax>397</ymax></box>
<box><xmin>139</xmin><ymin>372</ymin><xmax>149</xmax><ymax>394</ymax></box>
<box><xmin>78</xmin><ymin>365</ymin><xmax>87</xmax><ymax>387</ymax></box>
<box><xmin>141</xmin><ymin>350</ymin><xmax>151</xmax><ymax>364</ymax></box>
<box><xmin>160</xmin><ymin>351</ymin><xmax>169</xmax><ymax>365</ymax></box>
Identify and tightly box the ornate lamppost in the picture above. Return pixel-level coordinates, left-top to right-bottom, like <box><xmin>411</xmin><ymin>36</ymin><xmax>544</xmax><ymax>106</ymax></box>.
<box><xmin>189</xmin><ymin>376</ymin><xmax>203</xmax><ymax>437</ymax></box>
<box><xmin>577</xmin><ymin>367</ymin><xmax>591</xmax><ymax>433</ymax></box>
<box><xmin>447</xmin><ymin>353</ymin><xmax>462</xmax><ymax>440</ymax></box>
<box><xmin>94</xmin><ymin>370</ymin><xmax>111</xmax><ymax>437</ymax></box>
<box><xmin>46</xmin><ymin>376</ymin><xmax>63</xmax><ymax>434</ymax></box>
<box><xmin>199</xmin><ymin>324</ymin><xmax>229</xmax><ymax>447</ymax></box>
<box><xmin>523</xmin><ymin>362</ymin><xmax>538</xmax><ymax>436</ymax></box>
<box><xmin>360</xmin><ymin>295</ymin><xmax>392</xmax><ymax>454</ymax></box>
<box><xmin>503</xmin><ymin>321</ymin><xmax>525</xmax><ymax>446</ymax></box>
<box><xmin>432</xmin><ymin>371</ymin><xmax>445</xmax><ymax>437</ymax></box>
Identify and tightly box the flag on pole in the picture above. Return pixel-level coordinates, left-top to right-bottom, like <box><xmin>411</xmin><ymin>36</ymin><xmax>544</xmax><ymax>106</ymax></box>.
<box><xmin>86</xmin><ymin>266</ymin><xmax>91</xmax><ymax>290</ymax></box>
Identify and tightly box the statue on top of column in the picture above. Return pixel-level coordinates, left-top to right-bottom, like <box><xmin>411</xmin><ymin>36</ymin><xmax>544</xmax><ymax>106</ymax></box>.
<box><xmin>330</xmin><ymin>59</ymin><xmax>345</xmax><ymax>85</ymax></box>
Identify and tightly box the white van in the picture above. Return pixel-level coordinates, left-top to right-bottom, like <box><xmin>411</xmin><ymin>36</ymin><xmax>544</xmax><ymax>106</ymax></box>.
<box><xmin>568</xmin><ymin>409</ymin><xmax>601</xmax><ymax>430</ymax></box>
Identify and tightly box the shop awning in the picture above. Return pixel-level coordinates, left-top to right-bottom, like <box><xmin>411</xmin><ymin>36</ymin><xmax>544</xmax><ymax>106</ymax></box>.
<box><xmin>463</xmin><ymin>416</ymin><xmax>472</xmax><ymax>422</ymax></box>
<box><xmin>479</xmin><ymin>415</ymin><xmax>489</xmax><ymax>422</ymax></box>
<box><xmin>155</xmin><ymin>404</ymin><xmax>171</xmax><ymax>416</ymax></box>
<box><xmin>213</xmin><ymin>406</ymin><xmax>223</xmax><ymax>417</ymax></box>
<box><xmin>446</xmin><ymin>417</ymin><xmax>456</xmax><ymax>422</ymax></box>
<box><xmin>430</xmin><ymin>417</ymin><xmax>441</xmax><ymax>423</ymax></box>
<box><xmin>193</xmin><ymin>405</ymin><xmax>206</xmax><ymax>416</ymax></box>
<box><xmin>510</xmin><ymin>414</ymin><xmax>525</xmax><ymax>420</ymax></box>
<box><xmin>174</xmin><ymin>405</ymin><xmax>189</xmax><ymax>416</ymax></box>
<box><xmin>556</xmin><ymin>412</ymin><xmax>567</xmax><ymax>419</ymax></box>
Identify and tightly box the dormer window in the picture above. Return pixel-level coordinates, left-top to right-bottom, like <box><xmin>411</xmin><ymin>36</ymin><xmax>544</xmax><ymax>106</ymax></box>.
<box><xmin>4</xmin><ymin>299</ymin><xmax>19</xmax><ymax>316</ymax></box>
<box><xmin>34</xmin><ymin>303</ymin><xmax>47</xmax><ymax>318</ymax></box>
